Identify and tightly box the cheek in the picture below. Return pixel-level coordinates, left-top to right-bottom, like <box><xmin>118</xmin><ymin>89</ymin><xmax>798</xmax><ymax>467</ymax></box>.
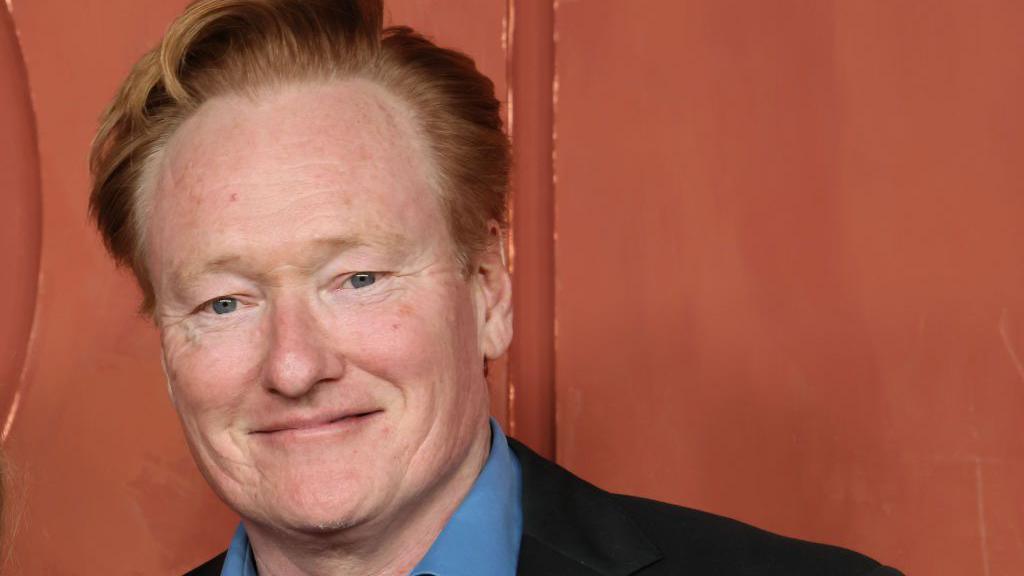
<box><xmin>161</xmin><ymin>320</ymin><xmax>266</xmax><ymax>417</ymax></box>
<box><xmin>340</xmin><ymin>305</ymin><xmax>450</xmax><ymax>381</ymax></box>
<box><xmin>335</xmin><ymin>285</ymin><xmax>479</xmax><ymax>395</ymax></box>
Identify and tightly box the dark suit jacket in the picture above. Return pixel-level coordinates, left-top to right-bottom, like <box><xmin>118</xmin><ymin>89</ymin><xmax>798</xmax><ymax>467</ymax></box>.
<box><xmin>186</xmin><ymin>438</ymin><xmax>903</xmax><ymax>575</ymax></box>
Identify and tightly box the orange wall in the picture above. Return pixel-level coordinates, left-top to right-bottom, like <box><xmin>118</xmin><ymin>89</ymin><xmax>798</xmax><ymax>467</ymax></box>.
<box><xmin>552</xmin><ymin>2</ymin><xmax>1024</xmax><ymax>575</ymax></box>
<box><xmin>3</xmin><ymin>1</ymin><xmax>1022</xmax><ymax>575</ymax></box>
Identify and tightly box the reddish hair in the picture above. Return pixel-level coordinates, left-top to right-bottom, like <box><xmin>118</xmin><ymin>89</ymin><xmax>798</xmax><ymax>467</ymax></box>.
<box><xmin>89</xmin><ymin>0</ymin><xmax>509</xmax><ymax>313</ymax></box>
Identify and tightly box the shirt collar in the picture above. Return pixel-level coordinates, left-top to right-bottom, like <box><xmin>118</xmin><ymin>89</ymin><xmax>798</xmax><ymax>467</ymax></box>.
<box><xmin>220</xmin><ymin>419</ymin><xmax>522</xmax><ymax>576</ymax></box>
<box><xmin>221</xmin><ymin>522</ymin><xmax>257</xmax><ymax>576</ymax></box>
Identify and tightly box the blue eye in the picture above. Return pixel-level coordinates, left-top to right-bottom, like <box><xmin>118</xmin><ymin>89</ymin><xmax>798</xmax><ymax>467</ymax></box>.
<box><xmin>349</xmin><ymin>272</ymin><xmax>377</xmax><ymax>289</ymax></box>
<box><xmin>210</xmin><ymin>297</ymin><xmax>238</xmax><ymax>314</ymax></box>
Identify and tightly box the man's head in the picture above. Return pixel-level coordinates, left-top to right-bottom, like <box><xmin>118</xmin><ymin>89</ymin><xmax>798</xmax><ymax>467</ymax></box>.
<box><xmin>90</xmin><ymin>0</ymin><xmax>509</xmax><ymax>314</ymax></box>
<box><xmin>89</xmin><ymin>0</ymin><xmax>512</xmax><ymax>541</ymax></box>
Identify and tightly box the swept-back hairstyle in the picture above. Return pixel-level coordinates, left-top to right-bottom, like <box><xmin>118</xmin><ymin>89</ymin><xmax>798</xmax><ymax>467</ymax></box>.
<box><xmin>89</xmin><ymin>0</ymin><xmax>509</xmax><ymax>313</ymax></box>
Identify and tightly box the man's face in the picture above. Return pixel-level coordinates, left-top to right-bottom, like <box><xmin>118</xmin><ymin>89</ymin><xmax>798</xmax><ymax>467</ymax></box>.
<box><xmin>145</xmin><ymin>80</ymin><xmax>510</xmax><ymax>534</ymax></box>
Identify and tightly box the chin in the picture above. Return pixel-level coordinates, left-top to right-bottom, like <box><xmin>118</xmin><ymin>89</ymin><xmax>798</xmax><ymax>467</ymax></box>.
<box><xmin>245</xmin><ymin>495</ymin><xmax>366</xmax><ymax>536</ymax></box>
<box><xmin>283</xmin><ymin>511</ymin><xmax>362</xmax><ymax>534</ymax></box>
<box><xmin>263</xmin><ymin>473</ymin><xmax>381</xmax><ymax>534</ymax></box>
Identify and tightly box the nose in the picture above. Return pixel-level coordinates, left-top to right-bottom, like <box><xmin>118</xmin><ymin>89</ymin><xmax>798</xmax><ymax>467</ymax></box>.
<box><xmin>263</xmin><ymin>296</ymin><xmax>343</xmax><ymax>398</ymax></box>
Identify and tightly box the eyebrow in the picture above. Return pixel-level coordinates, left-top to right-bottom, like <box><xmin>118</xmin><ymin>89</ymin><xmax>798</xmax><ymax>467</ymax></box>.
<box><xmin>170</xmin><ymin>232</ymin><xmax>409</xmax><ymax>289</ymax></box>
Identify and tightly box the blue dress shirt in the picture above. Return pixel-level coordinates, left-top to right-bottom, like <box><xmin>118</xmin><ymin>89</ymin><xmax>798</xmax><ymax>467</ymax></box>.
<box><xmin>220</xmin><ymin>419</ymin><xmax>523</xmax><ymax>576</ymax></box>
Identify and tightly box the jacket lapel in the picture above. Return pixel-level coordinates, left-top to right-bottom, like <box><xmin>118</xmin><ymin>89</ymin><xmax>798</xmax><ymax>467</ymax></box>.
<box><xmin>509</xmin><ymin>439</ymin><xmax>662</xmax><ymax>576</ymax></box>
<box><xmin>517</xmin><ymin>534</ymin><xmax>606</xmax><ymax>576</ymax></box>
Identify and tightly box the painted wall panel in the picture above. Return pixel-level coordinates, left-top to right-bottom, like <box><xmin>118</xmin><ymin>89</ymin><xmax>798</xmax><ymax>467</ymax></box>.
<box><xmin>552</xmin><ymin>2</ymin><xmax>1024</xmax><ymax>575</ymax></box>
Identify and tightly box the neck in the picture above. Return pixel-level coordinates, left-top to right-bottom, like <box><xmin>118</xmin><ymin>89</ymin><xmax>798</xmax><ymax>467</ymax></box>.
<box><xmin>243</xmin><ymin>422</ymin><xmax>492</xmax><ymax>576</ymax></box>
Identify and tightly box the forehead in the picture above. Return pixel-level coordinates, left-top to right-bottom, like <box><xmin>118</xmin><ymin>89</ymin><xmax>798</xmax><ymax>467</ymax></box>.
<box><xmin>164</xmin><ymin>79</ymin><xmax>428</xmax><ymax>175</ymax></box>
<box><xmin>145</xmin><ymin>80</ymin><xmax>443</xmax><ymax>276</ymax></box>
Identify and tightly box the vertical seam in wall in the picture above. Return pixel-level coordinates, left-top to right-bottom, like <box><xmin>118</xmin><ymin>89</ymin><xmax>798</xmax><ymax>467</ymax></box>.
<box><xmin>550</xmin><ymin>0</ymin><xmax>560</xmax><ymax>462</ymax></box>
<box><xmin>506</xmin><ymin>0</ymin><xmax>557</xmax><ymax>456</ymax></box>
<box><xmin>504</xmin><ymin>0</ymin><xmax>517</xmax><ymax>437</ymax></box>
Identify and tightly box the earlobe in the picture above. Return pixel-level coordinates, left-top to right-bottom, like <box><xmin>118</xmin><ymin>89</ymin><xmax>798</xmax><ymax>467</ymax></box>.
<box><xmin>479</xmin><ymin>301</ymin><xmax>512</xmax><ymax>358</ymax></box>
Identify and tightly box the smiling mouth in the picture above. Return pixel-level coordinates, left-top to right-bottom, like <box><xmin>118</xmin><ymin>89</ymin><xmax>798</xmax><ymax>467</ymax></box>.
<box><xmin>251</xmin><ymin>410</ymin><xmax>384</xmax><ymax>436</ymax></box>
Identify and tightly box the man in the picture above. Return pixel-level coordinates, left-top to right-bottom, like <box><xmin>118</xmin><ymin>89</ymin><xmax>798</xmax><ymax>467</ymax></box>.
<box><xmin>89</xmin><ymin>1</ymin><xmax>903</xmax><ymax>574</ymax></box>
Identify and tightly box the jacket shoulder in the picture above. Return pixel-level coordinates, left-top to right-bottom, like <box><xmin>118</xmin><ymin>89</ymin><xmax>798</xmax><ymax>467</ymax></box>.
<box><xmin>508</xmin><ymin>436</ymin><xmax>900</xmax><ymax>575</ymax></box>
<box><xmin>611</xmin><ymin>493</ymin><xmax>901</xmax><ymax>575</ymax></box>
<box><xmin>183</xmin><ymin>551</ymin><xmax>227</xmax><ymax>576</ymax></box>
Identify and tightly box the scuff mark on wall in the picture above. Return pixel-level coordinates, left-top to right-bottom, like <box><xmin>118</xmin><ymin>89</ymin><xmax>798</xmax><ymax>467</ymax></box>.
<box><xmin>975</xmin><ymin>457</ymin><xmax>992</xmax><ymax>576</ymax></box>
<box><xmin>999</xmin><ymin>309</ymin><xmax>1024</xmax><ymax>384</ymax></box>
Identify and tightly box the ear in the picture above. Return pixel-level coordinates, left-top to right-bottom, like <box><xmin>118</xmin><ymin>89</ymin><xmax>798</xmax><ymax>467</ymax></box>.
<box><xmin>471</xmin><ymin>221</ymin><xmax>513</xmax><ymax>360</ymax></box>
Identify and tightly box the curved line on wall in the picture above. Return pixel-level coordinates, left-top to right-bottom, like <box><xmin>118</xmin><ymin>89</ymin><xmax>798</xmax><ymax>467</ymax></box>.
<box><xmin>0</xmin><ymin>0</ymin><xmax>43</xmax><ymax>444</ymax></box>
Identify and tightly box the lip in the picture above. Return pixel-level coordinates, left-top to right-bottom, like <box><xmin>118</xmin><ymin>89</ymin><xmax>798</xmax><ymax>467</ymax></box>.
<box><xmin>250</xmin><ymin>409</ymin><xmax>383</xmax><ymax>437</ymax></box>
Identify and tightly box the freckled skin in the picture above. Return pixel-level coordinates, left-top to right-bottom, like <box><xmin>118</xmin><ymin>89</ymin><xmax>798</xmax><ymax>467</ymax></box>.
<box><xmin>146</xmin><ymin>80</ymin><xmax>513</xmax><ymax>575</ymax></box>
